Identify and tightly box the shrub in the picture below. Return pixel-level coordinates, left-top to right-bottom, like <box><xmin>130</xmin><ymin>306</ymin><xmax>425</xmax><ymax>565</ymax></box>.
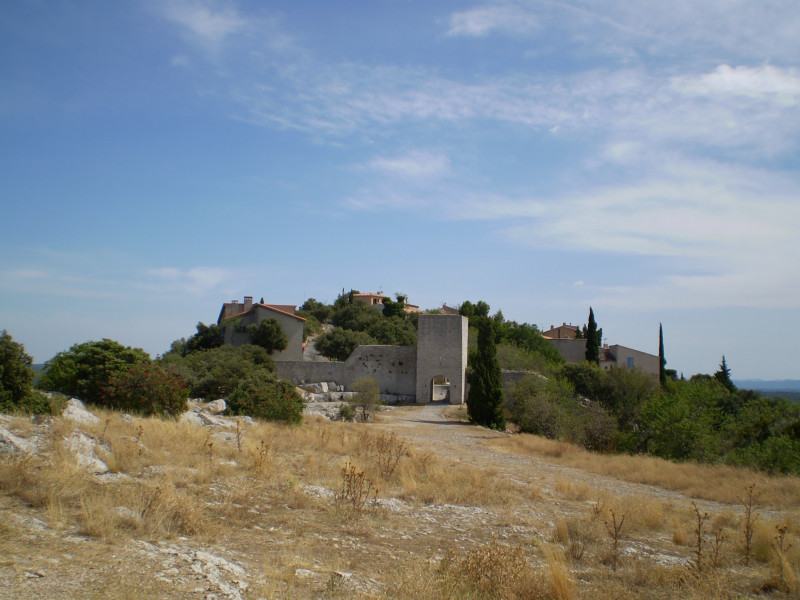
<box><xmin>246</xmin><ymin>318</ymin><xmax>288</xmax><ymax>354</ymax></box>
<box><xmin>160</xmin><ymin>344</ymin><xmax>275</xmax><ymax>399</ymax></box>
<box><xmin>0</xmin><ymin>330</ymin><xmax>36</xmax><ymax>410</ymax></box>
<box><xmin>350</xmin><ymin>376</ymin><xmax>381</xmax><ymax>421</ymax></box>
<box><xmin>101</xmin><ymin>363</ymin><xmax>189</xmax><ymax>416</ymax></box>
<box><xmin>39</xmin><ymin>339</ymin><xmax>151</xmax><ymax>405</ymax></box>
<box><xmin>227</xmin><ymin>372</ymin><xmax>304</xmax><ymax>424</ymax></box>
<box><xmin>314</xmin><ymin>328</ymin><xmax>376</xmax><ymax>361</ymax></box>
<box><xmin>511</xmin><ymin>375</ymin><xmax>619</xmax><ymax>451</ymax></box>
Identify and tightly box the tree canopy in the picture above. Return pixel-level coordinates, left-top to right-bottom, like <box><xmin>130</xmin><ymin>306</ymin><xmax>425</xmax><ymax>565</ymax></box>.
<box><xmin>584</xmin><ymin>307</ymin><xmax>601</xmax><ymax>364</ymax></box>
<box><xmin>39</xmin><ymin>339</ymin><xmax>152</xmax><ymax>405</ymax></box>
<box><xmin>0</xmin><ymin>330</ymin><xmax>34</xmax><ymax>407</ymax></box>
<box><xmin>466</xmin><ymin>314</ymin><xmax>505</xmax><ymax>431</ymax></box>
<box><xmin>247</xmin><ymin>318</ymin><xmax>288</xmax><ymax>355</ymax></box>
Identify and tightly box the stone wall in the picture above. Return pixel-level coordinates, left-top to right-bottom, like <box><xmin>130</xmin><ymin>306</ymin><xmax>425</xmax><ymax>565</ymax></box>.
<box><xmin>277</xmin><ymin>314</ymin><xmax>468</xmax><ymax>403</ymax></box>
<box><xmin>416</xmin><ymin>314</ymin><xmax>469</xmax><ymax>405</ymax></box>
<box><xmin>275</xmin><ymin>345</ymin><xmax>417</xmax><ymax>396</ymax></box>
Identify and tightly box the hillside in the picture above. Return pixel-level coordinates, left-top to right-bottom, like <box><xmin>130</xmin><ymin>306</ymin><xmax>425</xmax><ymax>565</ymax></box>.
<box><xmin>1</xmin><ymin>402</ymin><xmax>799</xmax><ymax>599</ymax></box>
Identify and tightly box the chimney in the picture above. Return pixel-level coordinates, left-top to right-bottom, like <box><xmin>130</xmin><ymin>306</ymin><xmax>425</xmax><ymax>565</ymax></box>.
<box><xmin>244</xmin><ymin>296</ymin><xmax>253</xmax><ymax>310</ymax></box>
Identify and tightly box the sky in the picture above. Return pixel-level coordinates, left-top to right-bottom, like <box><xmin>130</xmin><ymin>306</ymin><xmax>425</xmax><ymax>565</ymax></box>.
<box><xmin>2</xmin><ymin>1</ymin><xmax>799</xmax><ymax>380</ymax></box>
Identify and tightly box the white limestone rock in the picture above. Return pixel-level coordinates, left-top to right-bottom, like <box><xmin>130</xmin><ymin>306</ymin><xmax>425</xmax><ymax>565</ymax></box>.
<box><xmin>63</xmin><ymin>398</ymin><xmax>100</xmax><ymax>425</ymax></box>
<box><xmin>179</xmin><ymin>411</ymin><xmax>205</xmax><ymax>426</ymax></box>
<box><xmin>65</xmin><ymin>431</ymin><xmax>109</xmax><ymax>474</ymax></box>
<box><xmin>0</xmin><ymin>427</ymin><xmax>34</xmax><ymax>454</ymax></box>
<box><xmin>203</xmin><ymin>399</ymin><xmax>227</xmax><ymax>415</ymax></box>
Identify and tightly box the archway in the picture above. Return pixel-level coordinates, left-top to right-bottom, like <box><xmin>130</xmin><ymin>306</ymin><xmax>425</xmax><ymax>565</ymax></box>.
<box><xmin>430</xmin><ymin>374</ymin><xmax>451</xmax><ymax>403</ymax></box>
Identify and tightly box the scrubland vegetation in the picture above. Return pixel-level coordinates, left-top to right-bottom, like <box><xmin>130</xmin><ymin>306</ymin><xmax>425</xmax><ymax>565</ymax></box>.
<box><xmin>2</xmin><ymin>404</ymin><xmax>799</xmax><ymax>599</ymax></box>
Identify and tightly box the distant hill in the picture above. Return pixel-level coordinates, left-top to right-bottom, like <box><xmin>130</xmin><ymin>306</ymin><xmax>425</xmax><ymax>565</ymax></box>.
<box><xmin>735</xmin><ymin>380</ymin><xmax>800</xmax><ymax>403</ymax></box>
<box><xmin>734</xmin><ymin>379</ymin><xmax>800</xmax><ymax>392</ymax></box>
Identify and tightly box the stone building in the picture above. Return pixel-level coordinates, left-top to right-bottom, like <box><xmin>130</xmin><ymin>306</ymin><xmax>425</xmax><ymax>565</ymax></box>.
<box><xmin>217</xmin><ymin>296</ymin><xmax>306</xmax><ymax>361</ymax></box>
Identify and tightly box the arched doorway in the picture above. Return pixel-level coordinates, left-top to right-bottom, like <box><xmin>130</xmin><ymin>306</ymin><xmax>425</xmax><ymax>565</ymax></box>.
<box><xmin>430</xmin><ymin>375</ymin><xmax>451</xmax><ymax>403</ymax></box>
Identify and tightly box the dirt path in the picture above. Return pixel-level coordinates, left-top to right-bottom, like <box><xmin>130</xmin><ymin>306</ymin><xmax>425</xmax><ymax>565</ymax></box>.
<box><xmin>376</xmin><ymin>403</ymin><xmax>718</xmax><ymax>510</ymax></box>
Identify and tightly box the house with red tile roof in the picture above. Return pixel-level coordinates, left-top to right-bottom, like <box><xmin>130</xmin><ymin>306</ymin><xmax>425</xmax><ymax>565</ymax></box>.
<box><xmin>217</xmin><ymin>296</ymin><xmax>306</xmax><ymax>361</ymax></box>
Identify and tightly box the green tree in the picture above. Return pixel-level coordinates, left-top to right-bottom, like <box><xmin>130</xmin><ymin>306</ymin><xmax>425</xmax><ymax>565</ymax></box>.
<box><xmin>247</xmin><ymin>318</ymin><xmax>288</xmax><ymax>354</ymax></box>
<box><xmin>314</xmin><ymin>328</ymin><xmax>376</xmax><ymax>361</ymax></box>
<box><xmin>366</xmin><ymin>316</ymin><xmax>417</xmax><ymax>346</ymax></box>
<box><xmin>160</xmin><ymin>344</ymin><xmax>275</xmax><ymax>399</ymax></box>
<box><xmin>349</xmin><ymin>376</ymin><xmax>381</xmax><ymax>421</ymax></box>
<box><xmin>101</xmin><ymin>363</ymin><xmax>189</xmax><ymax>416</ymax></box>
<box><xmin>39</xmin><ymin>339</ymin><xmax>151</xmax><ymax>406</ymax></box>
<box><xmin>227</xmin><ymin>371</ymin><xmax>304</xmax><ymax>424</ymax></box>
<box><xmin>299</xmin><ymin>298</ymin><xmax>333</xmax><ymax>323</ymax></box>
<box><xmin>381</xmin><ymin>294</ymin><xmax>407</xmax><ymax>318</ymax></box>
<box><xmin>0</xmin><ymin>330</ymin><xmax>35</xmax><ymax>407</ymax></box>
<box><xmin>331</xmin><ymin>301</ymin><xmax>381</xmax><ymax>332</ymax></box>
<box><xmin>466</xmin><ymin>316</ymin><xmax>505</xmax><ymax>430</ymax></box>
<box><xmin>659</xmin><ymin>323</ymin><xmax>667</xmax><ymax>387</ymax></box>
<box><xmin>584</xmin><ymin>307</ymin><xmax>600</xmax><ymax>364</ymax></box>
<box><xmin>714</xmin><ymin>355</ymin><xmax>736</xmax><ymax>393</ymax></box>
<box><xmin>459</xmin><ymin>300</ymin><xmax>490</xmax><ymax>319</ymax></box>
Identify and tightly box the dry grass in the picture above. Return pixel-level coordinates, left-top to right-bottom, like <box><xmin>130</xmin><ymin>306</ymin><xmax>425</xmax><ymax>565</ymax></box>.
<box><xmin>2</xmin><ymin>404</ymin><xmax>800</xmax><ymax>600</ymax></box>
<box><xmin>488</xmin><ymin>431</ymin><xmax>800</xmax><ymax>509</ymax></box>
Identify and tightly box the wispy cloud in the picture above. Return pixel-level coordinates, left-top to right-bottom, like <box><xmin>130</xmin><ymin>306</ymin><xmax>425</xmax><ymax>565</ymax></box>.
<box><xmin>145</xmin><ymin>266</ymin><xmax>241</xmax><ymax>296</ymax></box>
<box><xmin>158</xmin><ymin>0</ymin><xmax>246</xmax><ymax>45</ymax></box>
<box><xmin>366</xmin><ymin>151</ymin><xmax>452</xmax><ymax>179</ymax></box>
<box><xmin>673</xmin><ymin>64</ymin><xmax>800</xmax><ymax>103</ymax></box>
<box><xmin>446</xmin><ymin>5</ymin><xmax>540</xmax><ymax>37</ymax></box>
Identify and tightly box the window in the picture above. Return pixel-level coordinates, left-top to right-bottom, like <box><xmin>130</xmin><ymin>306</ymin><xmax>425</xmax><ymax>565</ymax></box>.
<box><xmin>626</xmin><ymin>357</ymin><xmax>635</xmax><ymax>368</ymax></box>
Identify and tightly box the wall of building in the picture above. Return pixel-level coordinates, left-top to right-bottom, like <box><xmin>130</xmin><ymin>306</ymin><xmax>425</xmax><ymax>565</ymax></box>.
<box><xmin>224</xmin><ymin>305</ymin><xmax>304</xmax><ymax>361</ymax></box>
<box><xmin>416</xmin><ymin>314</ymin><xmax>468</xmax><ymax>405</ymax></box>
<box><xmin>604</xmin><ymin>345</ymin><xmax>659</xmax><ymax>376</ymax></box>
<box><xmin>548</xmin><ymin>339</ymin><xmax>587</xmax><ymax>363</ymax></box>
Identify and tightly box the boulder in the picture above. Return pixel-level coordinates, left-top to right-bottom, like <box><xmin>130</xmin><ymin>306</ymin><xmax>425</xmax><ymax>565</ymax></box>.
<box><xmin>179</xmin><ymin>411</ymin><xmax>205</xmax><ymax>426</ymax></box>
<box><xmin>63</xmin><ymin>398</ymin><xmax>100</xmax><ymax>425</ymax></box>
<box><xmin>203</xmin><ymin>399</ymin><xmax>227</xmax><ymax>415</ymax></box>
<box><xmin>0</xmin><ymin>427</ymin><xmax>34</xmax><ymax>454</ymax></box>
<box><xmin>65</xmin><ymin>431</ymin><xmax>109</xmax><ymax>474</ymax></box>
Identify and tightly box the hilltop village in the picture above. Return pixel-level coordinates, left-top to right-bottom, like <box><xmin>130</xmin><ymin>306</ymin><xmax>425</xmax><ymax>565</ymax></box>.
<box><xmin>216</xmin><ymin>293</ymin><xmax>659</xmax><ymax>405</ymax></box>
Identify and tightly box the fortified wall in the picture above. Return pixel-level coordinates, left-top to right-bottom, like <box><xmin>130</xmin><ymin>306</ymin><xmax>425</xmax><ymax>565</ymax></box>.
<box><xmin>275</xmin><ymin>314</ymin><xmax>468</xmax><ymax>404</ymax></box>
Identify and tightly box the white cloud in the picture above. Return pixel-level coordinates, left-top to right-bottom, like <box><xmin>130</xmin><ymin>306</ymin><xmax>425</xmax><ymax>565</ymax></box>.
<box><xmin>673</xmin><ymin>64</ymin><xmax>800</xmax><ymax>104</ymax></box>
<box><xmin>367</xmin><ymin>151</ymin><xmax>451</xmax><ymax>179</ymax></box>
<box><xmin>447</xmin><ymin>5</ymin><xmax>539</xmax><ymax>37</ymax></box>
<box><xmin>146</xmin><ymin>266</ymin><xmax>235</xmax><ymax>295</ymax></box>
<box><xmin>158</xmin><ymin>0</ymin><xmax>246</xmax><ymax>45</ymax></box>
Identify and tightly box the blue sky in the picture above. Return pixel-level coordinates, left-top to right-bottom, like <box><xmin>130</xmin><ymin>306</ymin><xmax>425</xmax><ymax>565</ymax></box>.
<box><xmin>2</xmin><ymin>1</ymin><xmax>799</xmax><ymax>379</ymax></box>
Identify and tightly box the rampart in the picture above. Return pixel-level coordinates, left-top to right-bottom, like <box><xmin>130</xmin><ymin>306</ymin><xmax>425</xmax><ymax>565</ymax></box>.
<box><xmin>275</xmin><ymin>345</ymin><xmax>417</xmax><ymax>396</ymax></box>
<box><xmin>275</xmin><ymin>315</ymin><xmax>538</xmax><ymax>406</ymax></box>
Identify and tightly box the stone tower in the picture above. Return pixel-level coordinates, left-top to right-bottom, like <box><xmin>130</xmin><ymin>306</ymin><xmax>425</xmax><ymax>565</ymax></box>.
<box><xmin>415</xmin><ymin>314</ymin><xmax>469</xmax><ymax>404</ymax></box>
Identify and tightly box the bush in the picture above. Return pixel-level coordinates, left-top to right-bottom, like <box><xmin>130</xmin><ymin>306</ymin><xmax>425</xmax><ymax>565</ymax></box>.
<box><xmin>314</xmin><ymin>328</ymin><xmax>376</xmax><ymax>361</ymax></box>
<box><xmin>0</xmin><ymin>330</ymin><xmax>35</xmax><ymax>409</ymax></box>
<box><xmin>246</xmin><ymin>318</ymin><xmax>288</xmax><ymax>354</ymax></box>
<box><xmin>227</xmin><ymin>372</ymin><xmax>304</xmax><ymax>424</ymax></box>
<box><xmin>101</xmin><ymin>363</ymin><xmax>189</xmax><ymax>416</ymax></box>
<box><xmin>510</xmin><ymin>375</ymin><xmax>618</xmax><ymax>451</ymax></box>
<box><xmin>350</xmin><ymin>376</ymin><xmax>381</xmax><ymax>420</ymax></box>
<box><xmin>38</xmin><ymin>339</ymin><xmax>151</xmax><ymax>405</ymax></box>
<box><xmin>160</xmin><ymin>344</ymin><xmax>275</xmax><ymax>399</ymax></box>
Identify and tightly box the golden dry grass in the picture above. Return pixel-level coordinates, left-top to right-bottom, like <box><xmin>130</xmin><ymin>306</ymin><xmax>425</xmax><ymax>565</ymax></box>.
<box><xmin>488</xmin><ymin>431</ymin><xmax>800</xmax><ymax>509</ymax></box>
<box><xmin>1</xmin><ymin>405</ymin><xmax>799</xmax><ymax>600</ymax></box>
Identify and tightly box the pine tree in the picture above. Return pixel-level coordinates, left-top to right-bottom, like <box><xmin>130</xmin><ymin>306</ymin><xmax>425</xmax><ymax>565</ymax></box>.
<box><xmin>585</xmin><ymin>307</ymin><xmax>600</xmax><ymax>364</ymax></box>
<box><xmin>466</xmin><ymin>316</ymin><xmax>505</xmax><ymax>431</ymax></box>
<box><xmin>714</xmin><ymin>355</ymin><xmax>736</xmax><ymax>393</ymax></box>
<box><xmin>659</xmin><ymin>323</ymin><xmax>667</xmax><ymax>387</ymax></box>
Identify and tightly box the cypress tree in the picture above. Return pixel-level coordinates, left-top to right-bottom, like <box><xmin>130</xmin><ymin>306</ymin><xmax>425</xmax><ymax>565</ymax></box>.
<box><xmin>585</xmin><ymin>307</ymin><xmax>600</xmax><ymax>365</ymax></box>
<box><xmin>466</xmin><ymin>316</ymin><xmax>505</xmax><ymax>431</ymax></box>
<box><xmin>659</xmin><ymin>323</ymin><xmax>667</xmax><ymax>387</ymax></box>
